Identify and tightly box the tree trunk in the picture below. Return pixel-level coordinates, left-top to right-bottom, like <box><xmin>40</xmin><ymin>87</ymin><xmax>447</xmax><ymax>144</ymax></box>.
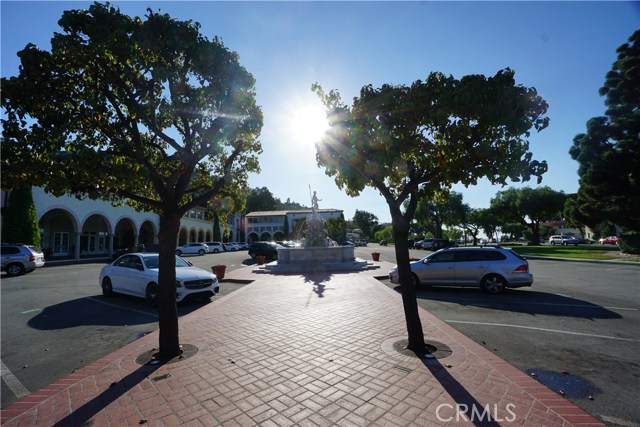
<box><xmin>391</xmin><ymin>212</ymin><xmax>427</xmax><ymax>356</ymax></box>
<box><xmin>157</xmin><ymin>211</ymin><xmax>181</xmax><ymax>359</ymax></box>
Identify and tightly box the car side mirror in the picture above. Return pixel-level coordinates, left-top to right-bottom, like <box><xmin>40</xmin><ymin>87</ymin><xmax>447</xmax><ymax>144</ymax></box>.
<box><xmin>187</xmin><ymin>261</ymin><xmax>193</xmax><ymax>266</ymax></box>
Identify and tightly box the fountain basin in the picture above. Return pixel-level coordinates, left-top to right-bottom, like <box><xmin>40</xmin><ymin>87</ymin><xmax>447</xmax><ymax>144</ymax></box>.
<box><xmin>277</xmin><ymin>246</ymin><xmax>355</xmax><ymax>264</ymax></box>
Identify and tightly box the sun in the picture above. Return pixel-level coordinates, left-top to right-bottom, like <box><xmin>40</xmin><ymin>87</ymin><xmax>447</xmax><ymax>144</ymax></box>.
<box><xmin>288</xmin><ymin>100</ymin><xmax>330</xmax><ymax>146</ymax></box>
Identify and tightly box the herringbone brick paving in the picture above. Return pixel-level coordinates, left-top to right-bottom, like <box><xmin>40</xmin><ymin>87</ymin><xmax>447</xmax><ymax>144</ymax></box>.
<box><xmin>1</xmin><ymin>264</ymin><xmax>605</xmax><ymax>426</ymax></box>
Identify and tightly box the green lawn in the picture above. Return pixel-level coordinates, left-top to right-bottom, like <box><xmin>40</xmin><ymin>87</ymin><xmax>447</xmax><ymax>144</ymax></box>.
<box><xmin>507</xmin><ymin>244</ymin><xmax>639</xmax><ymax>262</ymax></box>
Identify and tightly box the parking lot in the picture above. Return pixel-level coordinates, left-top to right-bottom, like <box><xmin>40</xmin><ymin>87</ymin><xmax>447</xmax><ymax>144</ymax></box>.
<box><xmin>1</xmin><ymin>245</ymin><xmax>639</xmax><ymax>426</ymax></box>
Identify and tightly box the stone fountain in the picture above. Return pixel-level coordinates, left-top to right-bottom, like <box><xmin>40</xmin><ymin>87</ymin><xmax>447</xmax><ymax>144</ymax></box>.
<box><xmin>261</xmin><ymin>190</ymin><xmax>375</xmax><ymax>273</ymax></box>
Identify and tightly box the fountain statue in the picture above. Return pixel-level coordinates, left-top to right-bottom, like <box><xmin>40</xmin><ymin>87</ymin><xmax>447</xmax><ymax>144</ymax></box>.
<box><xmin>304</xmin><ymin>191</ymin><xmax>328</xmax><ymax>248</ymax></box>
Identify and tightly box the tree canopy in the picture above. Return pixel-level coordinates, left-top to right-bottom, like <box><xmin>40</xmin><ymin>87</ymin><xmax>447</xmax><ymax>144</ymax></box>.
<box><xmin>569</xmin><ymin>29</ymin><xmax>640</xmax><ymax>231</ymax></box>
<box><xmin>413</xmin><ymin>191</ymin><xmax>466</xmax><ymax>238</ymax></box>
<box><xmin>490</xmin><ymin>187</ymin><xmax>566</xmax><ymax>244</ymax></box>
<box><xmin>352</xmin><ymin>209</ymin><xmax>379</xmax><ymax>239</ymax></box>
<box><xmin>1</xmin><ymin>3</ymin><xmax>263</xmax><ymax>358</ymax></box>
<box><xmin>314</xmin><ymin>68</ymin><xmax>549</xmax><ymax>353</ymax></box>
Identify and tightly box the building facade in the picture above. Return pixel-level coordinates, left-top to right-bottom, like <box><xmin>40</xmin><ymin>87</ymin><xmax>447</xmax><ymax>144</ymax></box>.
<box><xmin>2</xmin><ymin>187</ymin><xmax>220</xmax><ymax>262</ymax></box>
<box><xmin>2</xmin><ymin>188</ymin><xmax>344</xmax><ymax>262</ymax></box>
<box><xmin>245</xmin><ymin>209</ymin><xmax>343</xmax><ymax>242</ymax></box>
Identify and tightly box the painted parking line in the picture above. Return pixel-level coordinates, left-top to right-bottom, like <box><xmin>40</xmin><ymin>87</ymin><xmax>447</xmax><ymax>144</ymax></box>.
<box><xmin>446</xmin><ymin>320</ymin><xmax>640</xmax><ymax>342</ymax></box>
<box><xmin>1</xmin><ymin>358</ymin><xmax>29</xmax><ymax>400</ymax></box>
<box><xmin>86</xmin><ymin>297</ymin><xmax>158</xmax><ymax>318</ymax></box>
<box><xmin>20</xmin><ymin>308</ymin><xmax>42</xmax><ymax>314</ymax></box>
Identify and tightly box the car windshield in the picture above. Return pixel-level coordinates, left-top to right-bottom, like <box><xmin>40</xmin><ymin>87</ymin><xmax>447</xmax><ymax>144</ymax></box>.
<box><xmin>143</xmin><ymin>255</ymin><xmax>191</xmax><ymax>269</ymax></box>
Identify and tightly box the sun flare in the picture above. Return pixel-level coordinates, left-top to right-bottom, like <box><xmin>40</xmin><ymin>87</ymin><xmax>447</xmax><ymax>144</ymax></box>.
<box><xmin>288</xmin><ymin>101</ymin><xmax>330</xmax><ymax>146</ymax></box>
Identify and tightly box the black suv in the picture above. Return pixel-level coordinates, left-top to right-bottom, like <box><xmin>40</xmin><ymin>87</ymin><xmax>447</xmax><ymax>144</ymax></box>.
<box><xmin>248</xmin><ymin>241</ymin><xmax>282</xmax><ymax>260</ymax></box>
<box><xmin>1</xmin><ymin>244</ymin><xmax>45</xmax><ymax>276</ymax></box>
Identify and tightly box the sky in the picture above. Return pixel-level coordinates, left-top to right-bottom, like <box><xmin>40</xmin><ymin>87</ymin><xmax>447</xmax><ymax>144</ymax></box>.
<box><xmin>2</xmin><ymin>1</ymin><xmax>638</xmax><ymax>224</ymax></box>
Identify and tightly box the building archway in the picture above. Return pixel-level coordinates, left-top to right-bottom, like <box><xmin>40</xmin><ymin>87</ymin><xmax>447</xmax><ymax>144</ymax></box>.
<box><xmin>248</xmin><ymin>232</ymin><xmax>259</xmax><ymax>242</ymax></box>
<box><xmin>139</xmin><ymin>220</ymin><xmax>157</xmax><ymax>245</ymax></box>
<box><xmin>197</xmin><ymin>230</ymin><xmax>205</xmax><ymax>242</ymax></box>
<box><xmin>178</xmin><ymin>228</ymin><xmax>188</xmax><ymax>246</ymax></box>
<box><xmin>273</xmin><ymin>231</ymin><xmax>285</xmax><ymax>241</ymax></box>
<box><xmin>189</xmin><ymin>229</ymin><xmax>197</xmax><ymax>243</ymax></box>
<box><xmin>80</xmin><ymin>214</ymin><xmax>110</xmax><ymax>258</ymax></box>
<box><xmin>114</xmin><ymin>218</ymin><xmax>136</xmax><ymax>252</ymax></box>
<box><xmin>38</xmin><ymin>208</ymin><xmax>78</xmax><ymax>260</ymax></box>
<box><xmin>260</xmin><ymin>231</ymin><xmax>272</xmax><ymax>241</ymax></box>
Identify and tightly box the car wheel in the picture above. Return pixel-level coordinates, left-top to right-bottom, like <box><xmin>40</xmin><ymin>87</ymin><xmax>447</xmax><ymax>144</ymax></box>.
<box><xmin>482</xmin><ymin>274</ymin><xmax>506</xmax><ymax>294</ymax></box>
<box><xmin>102</xmin><ymin>277</ymin><xmax>114</xmax><ymax>297</ymax></box>
<box><xmin>214</xmin><ymin>249</ymin><xmax>219</xmax><ymax>253</ymax></box>
<box><xmin>175</xmin><ymin>250</ymin><xmax>182</xmax><ymax>256</ymax></box>
<box><xmin>6</xmin><ymin>263</ymin><xmax>25</xmax><ymax>277</ymax></box>
<box><xmin>550</xmin><ymin>241</ymin><xmax>556</xmax><ymax>246</ymax></box>
<box><xmin>198</xmin><ymin>249</ymin><xmax>205</xmax><ymax>256</ymax></box>
<box><xmin>146</xmin><ymin>283</ymin><xmax>159</xmax><ymax>306</ymax></box>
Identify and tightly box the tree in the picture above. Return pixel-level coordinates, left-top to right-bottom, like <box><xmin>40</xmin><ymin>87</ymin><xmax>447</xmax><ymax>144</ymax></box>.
<box><xmin>461</xmin><ymin>207</ymin><xmax>483</xmax><ymax>246</ymax></box>
<box><xmin>245</xmin><ymin>187</ymin><xmax>278</xmax><ymax>213</ymax></box>
<box><xmin>314</xmin><ymin>68</ymin><xmax>548</xmax><ymax>354</ymax></box>
<box><xmin>2</xmin><ymin>187</ymin><xmax>41</xmax><ymax>247</ymax></box>
<box><xmin>413</xmin><ymin>191</ymin><xmax>466</xmax><ymax>238</ymax></box>
<box><xmin>353</xmin><ymin>210</ymin><xmax>379</xmax><ymax>239</ymax></box>
<box><xmin>213</xmin><ymin>213</ymin><xmax>222</xmax><ymax>241</ymax></box>
<box><xmin>325</xmin><ymin>216</ymin><xmax>347</xmax><ymax>242</ymax></box>
<box><xmin>569</xmin><ymin>30</ymin><xmax>640</xmax><ymax>231</ymax></box>
<box><xmin>1</xmin><ymin>3</ymin><xmax>263</xmax><ymax>358</ymax></box>
<box><xmin>490</xmin><ymin>187</ymin><xmax>565</xmax><ymax>244</ymax></box>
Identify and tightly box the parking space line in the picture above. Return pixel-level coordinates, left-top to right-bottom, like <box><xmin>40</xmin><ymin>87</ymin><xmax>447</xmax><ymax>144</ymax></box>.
<box><xmin>446</xmin><ymin>320</ymin><xmax>640</xmax><ymax>342</ymax></box>
<box><xmin>86</xmin><ymin>297</ymin><xmax>158</xmax><ymax>318</ymax></box>
<box><xmin>1</xmin><ymin>358</ymin><xmax>29</xmax><ymax>399</ymax></box>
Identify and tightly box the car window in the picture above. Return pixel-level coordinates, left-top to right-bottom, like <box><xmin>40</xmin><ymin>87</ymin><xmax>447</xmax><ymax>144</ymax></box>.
<box><xmin>429</xmin><ymin>251</ymin><xmax>455</xmax><ymax>263</ymax></box>
<box><xmin>143</xmin><ymin>256</ymin><xmax>160</xmax><ymax>269</ymax></box>
<box><xmin>115</xmin><ymin>255</ymin><xmax>140</xmax><ymax>269</ymax></box>
<box><xmin>1</xmin><ymin>247</ymin><xmax>20</xmax><ymax>255</ymax></box>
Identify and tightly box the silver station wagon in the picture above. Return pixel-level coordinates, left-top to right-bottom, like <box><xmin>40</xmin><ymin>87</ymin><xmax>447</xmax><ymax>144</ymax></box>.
<box><xmin>389</xmin><ymin>247</ymin><xmax>532</xmax><ymax>294</ymax></box>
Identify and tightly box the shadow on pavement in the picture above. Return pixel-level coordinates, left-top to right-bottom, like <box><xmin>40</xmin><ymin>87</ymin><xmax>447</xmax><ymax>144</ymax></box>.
<box><xmin>27</xmin><ymin>295</ymin><xmax>210</xmax><ymax>330</ymax></box>
<box><xmin>53</xmin><ymin>363</ymin><xmax>159</xmax><ymax>427</ymax></box>
<box><xmin>386</xmin><ymin>283</ymin><xmax>622</xmax><ymax>320</ymax></box>
<box><xmin>421</xmin><ymin>357</ymin><xmax>501</xmax><ymax>426</ymax></box>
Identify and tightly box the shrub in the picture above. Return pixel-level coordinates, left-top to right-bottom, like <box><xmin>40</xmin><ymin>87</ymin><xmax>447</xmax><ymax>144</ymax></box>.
<box><xmin>618</xmin><ymin>234</ymin><xmax>640</xmax><ymax>254</ymax></box>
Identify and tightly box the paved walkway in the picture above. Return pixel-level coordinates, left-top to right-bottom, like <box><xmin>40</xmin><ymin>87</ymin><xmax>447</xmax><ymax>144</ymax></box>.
<box><xmin>1</xmin><ymin>262</ymin><xmax>605</xmax><ymax>426</ymax></box>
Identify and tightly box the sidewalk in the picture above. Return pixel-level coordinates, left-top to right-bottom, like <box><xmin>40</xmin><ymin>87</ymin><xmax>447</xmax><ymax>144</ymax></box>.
<box><xmin>1</xmin><ymin>262</ymin><xmax>605</xmax><ymax>426</ymax></box>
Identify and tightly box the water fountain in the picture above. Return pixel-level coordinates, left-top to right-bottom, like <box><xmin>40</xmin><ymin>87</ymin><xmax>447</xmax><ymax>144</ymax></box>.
<box><xmin>263</xmin><ymin>190</ymin><xmax>375</xmax><ymax>273</ymax></box>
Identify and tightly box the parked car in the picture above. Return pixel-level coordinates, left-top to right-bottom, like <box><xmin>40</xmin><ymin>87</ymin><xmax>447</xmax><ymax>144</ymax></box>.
<box><xmin>599</xmin><ymin>236</ymin><xmax>619</xmax><ymax>245</ymax></box>
<box><xmin>548</xmin><ymin>235</ymin><xmax>579</xmax><ymax>246</ymax></box>
<box><xmin>223</xmin><ymin>242</ymin><xmax>238</xmax><ymax>252</ymax></box>
<box><xmin>1</xmin><ymin>244</ymin><xmax>45</xmax><ymax>277</ymax></box>
<box><xmin>355</xmin><ymin>239</ymin><xmax>368</xmax><ymax>247</ymax></box>
<box><xmin>388</xmin><ymin>247</ymin><xmax>533</xmax><ymax>294</ymax></box>
<box><xmin>248</xmin><ymin>241</ymin><xmax>283</xmax><ymax>260</ymax></box>
<box><xmin>204</xmin><ymin>242</ymin><xmax>225</xmax><ymax>253</ymax></box>
<box><xmin>421</xmin><ymin>238</ymin><xmax>455</xmax><ymax>251</ymax></box>
<box><xmin>175</xmin><ymin>242</ymin><xmax>209</xmax><ymax>256</ymax></box>
<box><xmin>99</xmin><ymin>253</ymin><xmax>218</xmax><ymax>305</ymax></box>
<box><xmin>234</xmin><ymin>242</ymin><xmax>250</xmax><ymax>250</ymax></box>
<box><xmin>379</xmin><ymin>240</ymin><xmax>388</xmax><ymax>246</ymax></box>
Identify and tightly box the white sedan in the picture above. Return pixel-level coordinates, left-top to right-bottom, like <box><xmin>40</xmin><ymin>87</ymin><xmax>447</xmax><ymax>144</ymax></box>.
<box><xmin>99</xmin><ymin>253</ymin><xmax>219</xmax><ymax>305</ymax></box>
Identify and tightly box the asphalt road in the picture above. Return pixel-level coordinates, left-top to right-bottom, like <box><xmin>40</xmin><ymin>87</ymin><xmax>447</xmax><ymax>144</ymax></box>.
<box><xmin>2</xmin><ymin>246</ymin><xmax>639</xmax><ymax>427</ymax></box>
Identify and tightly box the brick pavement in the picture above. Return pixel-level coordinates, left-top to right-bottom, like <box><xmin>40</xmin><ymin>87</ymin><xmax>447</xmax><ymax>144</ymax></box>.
<box><xmin>1</xmin><ymin>263</ymin><xmax>605</xmax><ymax>426</ymax></box>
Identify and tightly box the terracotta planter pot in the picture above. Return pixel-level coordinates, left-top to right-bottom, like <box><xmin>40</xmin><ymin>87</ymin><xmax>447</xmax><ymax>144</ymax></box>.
<box><xmin>256</xmin><ymin>255</ymin><xmax>266</xmax><ymax>265</ymax></box>
<box><xmin>371</xmin><ymin>252</ymin><xmax>381</xmax><ymax>261</ymax></box>
<box><xmin>211</xmin><ymin>264</ymin><xmax>226</xmax><ymax>280</ymax></box>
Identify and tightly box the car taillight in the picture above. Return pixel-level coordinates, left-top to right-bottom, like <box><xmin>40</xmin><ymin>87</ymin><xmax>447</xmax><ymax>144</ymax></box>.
<box><xmin>513</xmin><ymin>264</ymin><xmax>528</xmax><ymax>273</ymax></box>
<box><xmin>29</xmin><ymin>254</ymin><xmax>35</xmax><ymax>262</ymax></box>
